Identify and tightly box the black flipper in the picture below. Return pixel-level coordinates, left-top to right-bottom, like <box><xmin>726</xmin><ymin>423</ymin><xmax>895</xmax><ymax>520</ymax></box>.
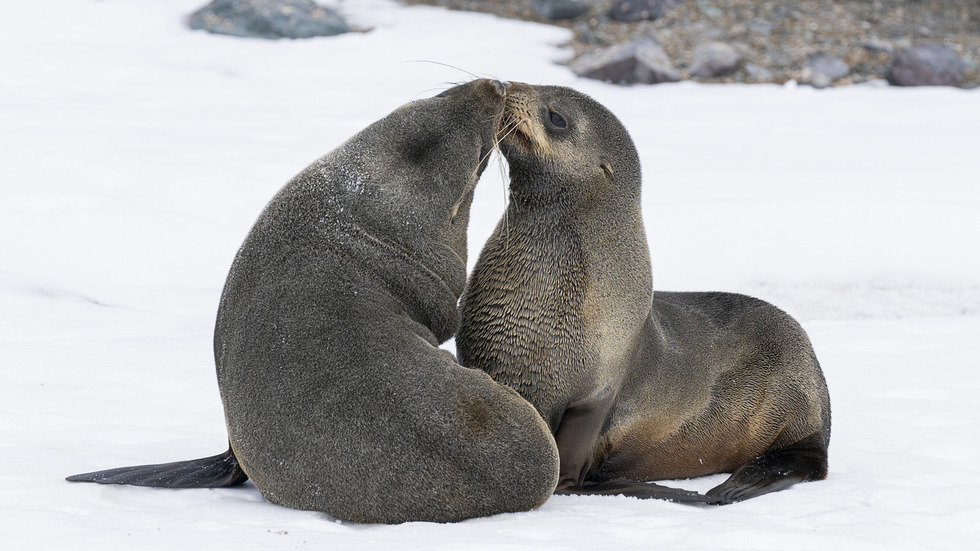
<box><xmin>557</xmin><ymin>478</ymin><xmax>724</xmax><ymax>505</ymax></box>
<box><xmin>66</xmin><ymin>446</ymin><xmax>248</xmax><ymax>488</ymax></box>
<box><xmin>705</xmin><ymin>433</ymin><xmax>829</xmax><ymax>504</ymax></box>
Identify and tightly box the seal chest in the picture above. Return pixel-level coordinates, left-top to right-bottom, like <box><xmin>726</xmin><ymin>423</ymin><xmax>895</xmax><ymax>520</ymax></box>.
<box><xmin>459</xmin><ymin>82</ymin><xmax>830</xmax><ymax>504</ymax></box>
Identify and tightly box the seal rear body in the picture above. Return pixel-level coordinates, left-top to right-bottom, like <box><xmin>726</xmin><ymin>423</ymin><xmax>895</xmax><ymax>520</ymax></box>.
<box><xmin>68</xmin><ymin>80</ymin><xmax>559</xmax><ymax>524</ymax></box>
<box><xmin>458</xmin><ymin>83</ymin><xmax>829</xmax><ymax>504</ymax></box>
<box><xmin>597</xmin><ymin>292</ymin><xmax>830</xmax><ymax>501</ymax></box>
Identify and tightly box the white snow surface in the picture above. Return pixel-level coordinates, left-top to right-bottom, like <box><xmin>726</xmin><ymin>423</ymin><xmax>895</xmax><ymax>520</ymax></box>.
<box><xmin>3</xmin><ymin>0</ymin><xmax>979</xmax><ymax>549</ymax></box>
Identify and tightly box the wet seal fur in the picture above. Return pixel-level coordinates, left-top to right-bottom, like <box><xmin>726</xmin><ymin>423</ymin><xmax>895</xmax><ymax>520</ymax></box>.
<box><xmin>67</xmin><ymin>79</ymin><xmax>560</xmax><ymax>524</ymax></box>
<box><xmin>457</xmin><ymin>83</ymin><xmax>831</xmax><ymax>504</ymax></box>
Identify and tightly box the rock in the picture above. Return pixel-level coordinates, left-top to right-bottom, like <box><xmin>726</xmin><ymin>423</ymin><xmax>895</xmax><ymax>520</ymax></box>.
<box><xmin>607</xmin><ymin>0</ymin><xmax>681</xmax><ymax>23</ymax></box>
<box><xmin>860</xmin><ymin>40</ymin><xmax>894</xmax><ymax>55</ymax></box>
<box><xmin>570</xmin><ymin>38</ymin><xmax>680</xmax><ymax>85</ymax></box>
<box><xmin>745</xmin><ymin>63</ymin><xmax>774</xmax><ymax>82</ymax></box>
<box><xmin>689</xmin><ymin>42</ymin><xmax>741</xmax><ymax>78</ymax></box>
<box><xmin>695</xmin><ymin>0</ymin><xmax>723</xmax><ymax>20</ymax></box>
<box><xmin>187</xmin><ymin>0</ymin><xmax>350</xmax><ymax>40</ymax></box>
<box><xmin>532</xmin><ymin>0</ymin><xmax>590</xmax><ymax>21</ymax></box>
<box><xmin>573</xmin><ymin>20</ymin><xmax>604</xmax><ymax>44</ymax></box>
<box><xmin>887</xmin><ymin>44</ymin><xmax>966</xmax><ymax>87</ymax></box>
<box><xmin>747</xmin><ymin>19</ymin><xmax>773</xmax><ymax>36</ymax></box>
<box><xmin>804</xmin><ymin>53</ymin><xmax>849</xmax><ymax>88</ymax></box>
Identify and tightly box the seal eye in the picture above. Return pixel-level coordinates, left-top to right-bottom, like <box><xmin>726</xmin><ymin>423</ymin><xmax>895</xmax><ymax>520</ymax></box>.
<box><xmin>549</xmin><ymin>110</ymin><xmax>567</xmax><ymax>129</ymax></box>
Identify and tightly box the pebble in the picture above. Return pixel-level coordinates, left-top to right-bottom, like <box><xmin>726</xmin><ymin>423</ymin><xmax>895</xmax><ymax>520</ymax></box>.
<box><xmin>804</xmin><ymin>54</ymin><xmax>850</xmax><ymax>88</ymax></box>
<box><xmin>607</xmin><ymin>0</ymin><xmax>681</xmax><ymax>23</ymax></box>
<box><xmin>689</xmin><ymin>42</ymin><xmax>741</xmax><ymax>78</ymax></box>
<box><xmin>532</xmin><ymin>0</ymin><xmax>590</xmax><ymax>21</ymax></box>
<box><xmin>887</xmin><ymin>44</ymin><xmax>966</xmax><ymax>87</ymax></box>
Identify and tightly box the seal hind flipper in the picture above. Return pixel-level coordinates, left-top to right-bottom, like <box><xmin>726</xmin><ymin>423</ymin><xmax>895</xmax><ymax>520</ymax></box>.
<box><xmin>66</xmin><ymin>446</ymin><xmax>247</xmax><ymax>488</ymax></box>
<box><xmin>705</xmin><ymin>433</ymin><xmax>829</xmax><ymax>504</ymax></box>
<box><xmin>557</xmin><ymin>478</ymin><xmax>722</xmax><ymax>504</ymax></box>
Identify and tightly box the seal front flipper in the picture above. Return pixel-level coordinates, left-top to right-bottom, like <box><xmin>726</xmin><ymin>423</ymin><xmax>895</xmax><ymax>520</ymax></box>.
<box><xmin>705</xmin><ymin>432</ymin><xmax>829</xmax><ymax>504</ymax></box>
<box><xmin>66</xmin><ymin>446</ymin><xmax>247</xmax><ymax>488</ymax></box>
<box><xmin>552</xmin><ymin>387</ymin><xmax>616</xmax><ymax>489</ymax></box>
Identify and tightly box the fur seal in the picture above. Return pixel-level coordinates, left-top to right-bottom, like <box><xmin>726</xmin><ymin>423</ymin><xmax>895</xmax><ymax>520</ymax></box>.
<box><xmin>457</xmin><ymin>83</ymin><xmax>831</xmax><ymax>504</ymax></box>
<box><xmin>67</xmin><ymin>79</ymin><xmax>560</xmax><ymax>524</ymax></box>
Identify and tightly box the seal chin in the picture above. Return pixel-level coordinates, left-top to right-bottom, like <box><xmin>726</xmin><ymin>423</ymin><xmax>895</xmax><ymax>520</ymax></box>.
<box><xmin>498</xmin><ymin>129</ymin><xmax>538</xmax><ymax>161</ymax></box>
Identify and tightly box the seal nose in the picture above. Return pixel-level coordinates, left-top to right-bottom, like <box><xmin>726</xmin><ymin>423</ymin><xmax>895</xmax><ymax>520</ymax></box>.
<box><xmin>491</xmin><ymin>79</ymin><xmax>512</xmax><ymax>96</ymax></box>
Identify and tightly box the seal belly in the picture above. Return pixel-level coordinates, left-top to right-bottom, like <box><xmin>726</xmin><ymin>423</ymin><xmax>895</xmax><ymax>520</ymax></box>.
<box><xmin>597</xmin><ymin>412</ymin><xmax>776</xmax><ymax>481</ymax></box>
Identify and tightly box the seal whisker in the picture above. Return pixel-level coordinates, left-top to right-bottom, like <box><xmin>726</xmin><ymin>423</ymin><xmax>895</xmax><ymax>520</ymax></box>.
<box><xmin>496</xmin><ymin>147</ymin><xmax>510</xmax><ymax>250</ymax></box>
<box><xmin>411</xmin><ymin>86</ymin><xmax>454</xmax><ymax>101</ymax></box>
<box><xmin>405</xmin><ymin>60</ymin><xmax>481</xmax><ymax>81</ymax></box>
<box><xmin>492</xmin><ymin>118</ymin><xmax>527</xmax><ymax>252</ymax></box>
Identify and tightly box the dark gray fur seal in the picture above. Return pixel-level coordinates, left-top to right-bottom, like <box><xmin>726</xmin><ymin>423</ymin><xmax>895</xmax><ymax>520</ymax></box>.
<box><xmin>457</xmin><ymin>82</ymin><xmax>830</xmax><ymax>504</ymax></box>
<box><xmin>68</xmin><ymin>79</ymin><xmax>560</xmax><ymax>524</ymax></box>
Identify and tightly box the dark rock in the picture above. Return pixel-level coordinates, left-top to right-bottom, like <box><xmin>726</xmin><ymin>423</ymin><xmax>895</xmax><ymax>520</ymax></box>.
<box><xmin>689</xmin><ymin>42</ymin><xmax>741</xmax><ymax>78</ymax></box>
<box><xmin>607</xmin><ymin>0</ymin><xmax>681</xmax><ymax>23</ymax></box>
<box><xmin>570</xmin><ymin>38</ymin><xmax>680</xmax><ymax>85</ymax></box>
<box><xmin>804</xmin><ymin>53</ymin><xmax>849</xmax><ymax>88</ymax></box>
<box><xmin>887</xmin><ymin>44</ymin><xmax>966</xmax><ymax>87</ymax></box>
<box><xmin>187</xmin><ymin>0</ymin><xmax>350</xmax><ymax>40</ymax></box>
<box><xmin>532</xmin><ymin>0</ymin><xmax>590</xmax><ymax>21</ymax></box>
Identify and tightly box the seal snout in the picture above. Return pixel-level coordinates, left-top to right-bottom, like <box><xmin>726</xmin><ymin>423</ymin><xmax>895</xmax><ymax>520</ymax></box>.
<box><xmin>496</xmin><ymin>87</ymin><xmax>552</xmax><ymax>159</ymax></box>
<box><xmin>491</xmin><ymin>79</ymin><xmax>512</xmax><ymax>96</ymax></box>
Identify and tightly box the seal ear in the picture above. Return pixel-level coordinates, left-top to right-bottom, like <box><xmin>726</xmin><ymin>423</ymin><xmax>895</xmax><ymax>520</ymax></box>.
<box><xmin>600</xmin><ymin>157</ymin><xmax>614</xmax><ymax>180</ymax></box>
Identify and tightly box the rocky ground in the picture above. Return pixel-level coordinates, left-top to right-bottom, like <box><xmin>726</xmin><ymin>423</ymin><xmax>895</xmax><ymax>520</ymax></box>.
<box><xmin>403</xmin><ymin>0</ymin><xmax>980</xmax><ymax>88</ymax></box>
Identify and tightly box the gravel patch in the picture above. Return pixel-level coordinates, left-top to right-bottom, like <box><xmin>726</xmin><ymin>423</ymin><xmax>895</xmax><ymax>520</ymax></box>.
<box><xmin>404</xmin><ymin>0</ymin><xmax>980</xmax><ymax>88</ymax></box>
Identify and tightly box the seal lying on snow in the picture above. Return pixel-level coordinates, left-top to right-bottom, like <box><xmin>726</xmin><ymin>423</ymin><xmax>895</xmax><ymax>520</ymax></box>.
<box><xmin>68</xmin><ymin>79</ymin><xmax>560</xmax><ymax>524</ymax></box>
<box><xmin>457</xmin><ymin>82</ymin><xmax>831</xmax><ymax>504</ymax></box>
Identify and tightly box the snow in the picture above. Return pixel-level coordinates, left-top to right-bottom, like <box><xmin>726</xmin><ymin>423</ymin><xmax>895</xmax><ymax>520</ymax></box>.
<box><xmin>2</xmin><ymin>0</ymin><xmax>979</xmax><ymax>549</ymax></box>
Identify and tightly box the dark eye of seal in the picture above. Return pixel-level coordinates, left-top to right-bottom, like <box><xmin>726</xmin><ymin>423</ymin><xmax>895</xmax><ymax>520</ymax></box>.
<box><xmin>548</xmin><ymin>110</ymin><xmax>567</xmax><ymax>129</ymax></box>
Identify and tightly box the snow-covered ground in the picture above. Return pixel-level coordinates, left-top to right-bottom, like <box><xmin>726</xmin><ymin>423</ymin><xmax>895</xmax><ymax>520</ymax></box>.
<box><xmin>3</xmin><ymin>1</ymin><xmax>979</xmax><ymax>549</ymax></box>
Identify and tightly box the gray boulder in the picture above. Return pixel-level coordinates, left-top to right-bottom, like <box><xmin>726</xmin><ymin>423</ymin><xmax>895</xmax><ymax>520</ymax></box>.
<box><xmin>571</xmin><ymin>38</ymin><xmax>680</xmax><ymax>85</ymax></box>
<box><xmin>804</xmin><ymin>54</ymin><xmax>849</xmax><ymax>88</ymax></box>
<box><xmin>689</xmin><ymin>42</ymin><xmax>741</xmax><ymax>78</ymax></box>
<box><xmin>607</xmin><ymin>0</ymin><xmax>681</xmax><ymax>23</ymax></box>
<box><xmin>533</xmin><ymin>0</ymin><xmax>590</xmax><ymax>21</ymax></box>
<box><xmin>188</xmin><ymin>0</ymin><xmax>350</xmax><ymax>40</ymax></box>
<box><xmin>887</xmin><ymin>44</ymin><xmax>966</xmax><ymax>87</ymax></box>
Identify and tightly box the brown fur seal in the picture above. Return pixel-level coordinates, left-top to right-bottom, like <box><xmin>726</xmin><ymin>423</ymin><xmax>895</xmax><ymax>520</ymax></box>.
<box><xmin>68</xmin><ymin>79</ymin><xmax>560</xmax><ymax>524</ymax></box>
<box><xmin>457</xmin><ymin>82</ymin><xmax>830</xmax><ymax>504</ymax></box>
